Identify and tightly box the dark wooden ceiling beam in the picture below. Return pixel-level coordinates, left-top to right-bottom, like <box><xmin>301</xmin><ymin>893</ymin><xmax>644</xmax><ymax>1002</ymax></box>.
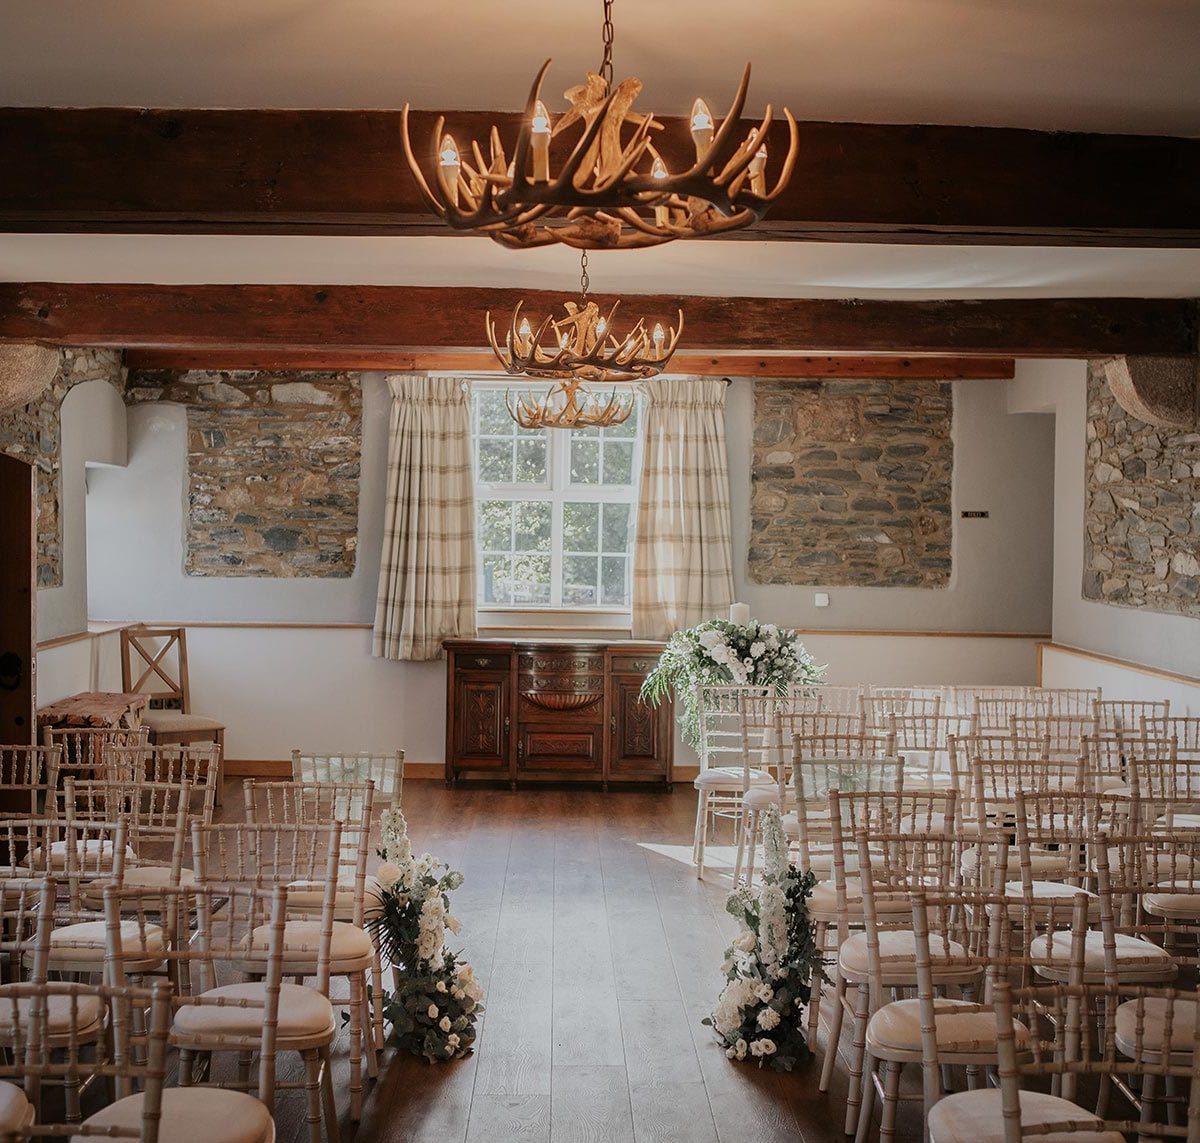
<box><xmin>2</xmin><ymin>108</ymin><xmax>1200</xmax><ymax>246</ymax></box>
<box><xmin>122</xmin><ymin>349</ymin><xmax>1016</xmax><ymax>380</ymax></box>
<box><xmin>1</xmin><ymin>284</ymin><xmax>1194</xmax><ymax>358</ymax></box>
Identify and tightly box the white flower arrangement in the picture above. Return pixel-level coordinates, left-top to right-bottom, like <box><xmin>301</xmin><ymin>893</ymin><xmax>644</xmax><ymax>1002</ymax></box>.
<box><xmin>703</xmin><ymin>806</ymin><xmax>825</xmax><ymax>1072</ymax></box>
<box><xmin>368</xmin><ymin>808</ymin><xmax>483</xmax><ymax>1062</ymax></box>
<box><xmin>640</xmin><ymin>617</ymin><xmax>823</xmax><ymax>746</ymax></box>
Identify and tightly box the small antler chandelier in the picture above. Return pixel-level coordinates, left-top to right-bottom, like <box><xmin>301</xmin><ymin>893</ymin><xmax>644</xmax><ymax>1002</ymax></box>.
<box><xmin>400</xmin><ymin>0</ymin><xmax>798</xmax><ymax>250</ymax></box>
<box><xmin>488</xmin><ymin>251</ymin><xmax>682</xmax><ymax>429</ymax></box>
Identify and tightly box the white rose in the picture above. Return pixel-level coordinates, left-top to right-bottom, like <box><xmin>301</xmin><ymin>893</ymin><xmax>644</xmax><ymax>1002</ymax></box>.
<box><xmin>734</xmin><ymin>931</ymin><xmax>756</xmax><ymax>953</ymax></box>
<box><xmin>758</xmin><ymin>1007</ymin><xmax>781</xmax><ymax>1030</ymax></box>
<box><xmin>452</xmin><ymin>987</ymin><xmax>464</xmax><ymax>1000</ymax></box>
<box><xmin>436</xmin><ymin>980</ymin><xmax>448</xmax><ymax>993</ymax></box>
<box><xmin>735</xmin><ymin>1039</ymin><xmax>748</xmax><ymax>1060</ymax></box>
<box><xmin>439</xmin><ymin>1016</ymin><xmax>452</xmax><ymax>1032</ymax></box>
<box><xmin>376</xmin><ymin>862</ymin><xmax>403</xmax><ymax>890</ymax></box>
<box><xmin>755</xmin><ymin>984</ymin><xmax>774</xmax><ymax>1004</ymax></box>
<box><xmin>445</xmin><ymin>913</ymin><xmax>463</xmax><ymax>935</ymax></box>
<box><xmin>448</xmin><ymin>1033</ymin><xmax>460</xmax><ymax>1048</ymax></box>
<box><xmin>427</xmin><ymin>1004</ymin><xmax>438</xmax><ymax>1019</ymax></box>
<box><xmin>756</xmin><ymin>1038</ymin><xmax>777</xmax><ymax>1056</ymax></box>
<box><xmin>750</xmin><ymin>641</ymin><xmax>766</xmax><ymax>659</ymax></box>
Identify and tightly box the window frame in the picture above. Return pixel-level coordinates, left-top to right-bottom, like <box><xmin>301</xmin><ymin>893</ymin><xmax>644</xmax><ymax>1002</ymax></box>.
<box><xmin>467</xmin><ymin>378</ymin><xmax>644</xmax><ymax>614</ymax></box>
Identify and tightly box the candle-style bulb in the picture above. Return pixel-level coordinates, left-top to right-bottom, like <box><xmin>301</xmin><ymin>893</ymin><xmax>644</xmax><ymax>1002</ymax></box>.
<box><xmin>596</xmin><ymin>317</ymin><xmax>608</xmax><ymax>336</ymax></box>
<box><xmin>651</xmin><ymin>157</ymin><xmax>668</xmax><ymax>180</ymax></box>
<box><xmin>652</xmin><ymin>323</ymin><xmax>666</xmax><ymax>354</ymax></box>
<box><xmin>530</xmin><ymin>100</ymin><xmax>552</xmax><ymax>182</ymax></box>
<box><xmin>439</xmin><ymin>135</ymin><xmax>461</xmax><ymax>207</ymax></box>
<box><xmin>690</xmin><ymin>98</ymin><xmax>715</xmax><ymax>161</ymax></box>
<box><xmin>749</xmin><ymin>143</ymin><xmax>768</xmax><ymax>195</ymax></box>
<box><xmin>518</xmin><ymin>317</ymin><xmax>532</xmax><ymax>339</ymax></box>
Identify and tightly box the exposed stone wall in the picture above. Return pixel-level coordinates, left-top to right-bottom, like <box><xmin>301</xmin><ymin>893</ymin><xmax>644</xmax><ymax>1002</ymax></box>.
<box><xmin>1083</xmin><ymin>361</ymin><xmax>1200</xmax><ymax>615</ymax></box>
<box><xmin>127</xmin><ymin>371</ymin><xmax>361</xmax><ymax>578</ymax></box>
<box><xmin>0</xmin><ymin>348</ymin><xmax>125</xmax><ymax>587</ymax></box>
<box><xmin>749</xmin><ymin>379</ymin><xmax>953</xmax><ymax>587</ymax></box>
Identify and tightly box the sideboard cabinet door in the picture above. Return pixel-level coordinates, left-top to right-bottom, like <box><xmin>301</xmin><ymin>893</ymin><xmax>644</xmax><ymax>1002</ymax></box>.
<box><xmin>608</xmin><ymin>673</ymin><xmax>671</xmax><ymax>784</ymax></box>
<box><xmin>450</xmin><ymin>672</ymin><xmax>511</xmax><ymax>783</ymax></box>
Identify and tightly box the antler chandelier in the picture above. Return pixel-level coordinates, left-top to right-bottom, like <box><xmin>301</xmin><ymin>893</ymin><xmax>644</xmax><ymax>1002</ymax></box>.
<box><xmin>488</xmin><ymin>251</ymin><xmax>682</xmax><ymax>429</ymax></box>
<box><xmin>400</xmin><ymin>0</ymin><xmax>798</xmax><ymax>250</ymax></box>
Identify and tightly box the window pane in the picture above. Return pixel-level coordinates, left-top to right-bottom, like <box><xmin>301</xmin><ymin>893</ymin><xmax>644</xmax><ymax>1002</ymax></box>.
<box><xmin>480</xmin><ymin>554</ymin><xmax>511</xmax><ymax>605</ymax></box>
<box><xmin>563</xmin><ymin>501</ymin><xmax>599</xmax><ymax>552</ymax></box>
<box><xmin>603</xmin><ymin>400</ymin><xmax>638</xmax><ymax>438</ymax></box>
<box><xmin>601</xmin><ymin>440</ymin><xmax>634</xmax><ymax>485</ymax></box>
<box><xmin>570</xmin><ymin>439</ymin><xmax>600</xmax><ymax>484</ymax></box>
<box><xmin>478</xmin><ymin>439</ymin><xmax>512</xmax><ymax>483</ymax></box>
<box><xmin>514</xmin><ymin>501</ymin><xmax>551</xmax><ymax>552</ymax></box>
<box><xmin>514</xmin><ymin>436</ymin><xmax>548</xmax><ymax>484</ymax></box>
<box><xmin>601</xmin><ymin>502</ymin><xmax>631</xmax><ymax>553</ymax></box>
<box><xmin>478</xmin><ymin>500</ymin><xmax>513</xmax><ymax>551</ymax></box>
<box><xmin>511</xmin><ymin>554</ymin><xmax>551</xmax><ymax>605</ymax></box>
<box><xmin>601</xmin><ymin>555</ymin><xmax>628</xmax><ymax>605</ymax></box>
<box><xmin>562</xmin><ymin>555</ymin><xmax>599</xmax><ymax>605</ymax></box>
<box><xmin>477</xmin><ymin>390</ymin><xmax>514</xmax><ymax>436</ymax></box>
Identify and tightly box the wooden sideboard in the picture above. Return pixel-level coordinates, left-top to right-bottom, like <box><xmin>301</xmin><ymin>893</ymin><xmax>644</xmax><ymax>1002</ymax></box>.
<box><xmin>443</xmin><ymin>639</ymin><xmax>674</xmax><ymax>789</ymax></box>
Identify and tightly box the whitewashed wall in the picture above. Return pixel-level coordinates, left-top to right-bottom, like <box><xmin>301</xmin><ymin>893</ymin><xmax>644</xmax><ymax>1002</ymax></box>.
<box><xmin>1039</xmin><ymin>643</ymin><xmax>1200</xmax><ymax>715</ymax></box>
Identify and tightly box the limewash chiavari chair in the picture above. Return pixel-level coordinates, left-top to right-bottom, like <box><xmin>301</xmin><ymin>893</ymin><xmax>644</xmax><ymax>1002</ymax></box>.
<box><xmin>190</xmin><ymin>819</ymin><xmax>373</xmax><ymax>1122</ymax></box>
<box><xmin>292</xmin><ymin>750</ymin><xmax>404</xmax><ymax>806</ymax></box>
<box><xmin>1095</xmin><ymin>697</ymin><xmax>1171</xmax><ymax>737</ymax></box>
<box><xmin>1038</xmin><ymin>687</ymin><xmax>1102</xmax><ymax>717</ymax></box>
<box><xmin>860</xmin><ymin>883</ymin><xmax>1094</xmax><ymax>1143</ymax></box>
<box><xmin>105</xmin><ymin>743</ymin><xmax>220</xmax><ymax>824</ymax></box>
<box><xmin>64</xmin><ymin>778</ymin><xmax>193</xmax><ymax>905</ymax></box>
<box><xmin>1117</xmin><ymin>736</ymin><xmax>1187</xmax><ymax>803</ymax></box>
<box><xmin>887</xmin><ymin>712</ymin><xmax>972</xmax><ymax>790</ymax></box>
<box><xmin>835</xmin><ymin>829</ymin><xmax>971</xmax><ymax>1136</ymax></box>
<box><xmin>1144</xmin><ymin>715</ymin><xmax>1200</xmax><ymax>759</ymax></box>
<box><xmin>104</xmin><ymin>882</ymin><xmax>329</xmax><ymax>1143</ymax></box>
<box><xmin>692</xmin><ymin>685</ymin><xmax>777</xmax><ymax>879</ymax></box>
<box><xmin>1011</xmin><ymin>713</ymin><xmax>1098</xmax><ymax>761</ymax></box>
<box><xmin>928</xmin><ymin>979</ymin><xmax>1200</xmax><ymax>1143</ymax></box>
<box><xmin>43</xmin><ymin>726</ymin><xmax>148</xmax><ymax>786</ymax></box>
<box><xmin>243</xmin><ymin>779</ymin><xmax>385</xmax><ymax>1057</ymax></box>
<box><xmin>730</xmin><ymin>691</ymin><xmax>782</xmax><ymax>884</ymax></box>
<box><xmin>1080</xmin><ymin>731</ymin><xmax>1128</xmax><ymax>793</ymax></box>
<box><xmin>974</xmin><ymin>694</ymin><xmax>1051</xmax><ymax>734</ymax></box>
<box><xmin>0</xmin><ymin>747</ymin><xmax>60</xmax><ymax>817</ymax></box>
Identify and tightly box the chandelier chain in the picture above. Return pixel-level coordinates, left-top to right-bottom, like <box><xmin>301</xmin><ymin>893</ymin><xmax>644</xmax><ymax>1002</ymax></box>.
<box><xmin>579</xmin><ymin>251</ymin><xmax>590</xmax><ymax>300</ymax></box>
<box><xmin>599</xmin><ymin>0</ymin><xmax>615</xmax><ymax>91</ymax></box>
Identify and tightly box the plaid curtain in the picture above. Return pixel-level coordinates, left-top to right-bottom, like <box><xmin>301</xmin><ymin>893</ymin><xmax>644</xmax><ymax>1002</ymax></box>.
<box><xmin>373</xmin><ymin>374</ymin><xmax>477</xmax><ymax>661</ymax></box>
<box><xmin>632</xmin><ymin>378</ymin><xmax>734</xmax><ymax>639</ymax></box>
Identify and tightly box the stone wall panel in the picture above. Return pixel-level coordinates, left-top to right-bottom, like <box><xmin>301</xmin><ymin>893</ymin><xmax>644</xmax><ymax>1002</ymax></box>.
<box><xmin>748</xmin><ymin>379</ymin><xmax>953</xmax><ymax>587</ymax></box>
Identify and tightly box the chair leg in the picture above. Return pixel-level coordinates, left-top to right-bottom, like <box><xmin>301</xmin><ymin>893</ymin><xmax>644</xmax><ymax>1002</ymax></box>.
<box><xmin>213</xmin><ymin>730</ymin><xmax>225</xmax><ymax>808</ymax></box>
<box><xmin>819</xmin><ymin>973</ymin><xmax>847</xmax><ymax>1092</ymax></box>
<box><xmin>807</xmin><ymin>921</ymin><xmax>827</xmax><ymax>1046</ymax></box>
<box><xmin>319</xmin><ymin>1045</ymin><xmax>339</xmax><ymax>1143</ymax></box>
<box><xmin>693</xmin><ymin>791</ymin><xmax>709</xmax><ymax>878</ymax></box>
<box><xmin>733</xmin><ymin>808</ymin><xmax>749</xmax><ymax>883</ymax></box>
<box><xmin>363</xmin><ymin>975</ymin><xmax>379</xmax><ymax>1079</ymax></box>
<box><xmin>348</xmin><ymin>971</ymin><xmax>364</xmax><ymax>1120</ymax></box>
<box><xmin>879</xmin><ymin>1060</ymin><xmax>902</xmax><ymax>1143</ymax></box>
<box><xmin>855</xmin><ymin>1056</ymin><xmax>878</xmax><ymax>1143</ymax></box>
<box><xmin>844</xmin><ymin>984</ymin><xmax>871</xmax><ymax>1137</ymax></box>
<box><xmin>302</xmin><ymin>1049</ymin><xmax>323</xmax><ymax>1143</ymax></box>
<box><xmin>370</xmin><ymin>947</ymin><xmax>386</xmax><ymax>1053</ymax></box>
<box><xmin>745</xmin><ymin>811</ymin><xmax>762</xmax><ymax>886</ymax></box>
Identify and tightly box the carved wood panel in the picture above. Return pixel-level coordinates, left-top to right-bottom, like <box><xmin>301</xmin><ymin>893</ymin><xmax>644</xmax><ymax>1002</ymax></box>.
<box><xmin>453</xmin><ymin>674</ymin><xmax>509</xmax><ymax>771</ymax></box>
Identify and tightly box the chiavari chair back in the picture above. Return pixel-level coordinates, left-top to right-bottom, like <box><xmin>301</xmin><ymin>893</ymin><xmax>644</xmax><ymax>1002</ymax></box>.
<box><xmin>105</xmin><ymin>743</ymin><xmax>220</xmax><ymax>823</ymax></box>
<box><xmin>1143</xmin><ymin>715</ymin><xmax>1200</xmax><ymax>759</ymax></box>
<box><xmin>1095</xmin><ymin>697</ymin><xmax>1170</xmax><ymax>735</ymax></box>
<box><xmin>975</xmin><ymin>694</ymin><xmax>1051</xmax><ymax>734</ymax></box>
<box><xmin>0</xmin><ymin>747</ymin><xmax>59</xmax><ymax>818</ymax></box>
<box><xmin>1039</xmin><ymin>687</ymin><xmax>1102</xmax><ymax>717</ymax></box>
<box><xmin>861</xmin><ymin>693</ymin><xmax>942</xmax><ymax>734</ymax></box>
<box><xmin>43</xmin><ymin>726</ymin><xmax>148</xmax><ymax>787</ymax></box>
<box><xmin>1010</xmin><ymin>713</ymin><xmax>1097</xmax><ymax>761</ymax></box>
<box><xmin>292</xmin><ymin>749</ymin><xmax>404</xmax><ymax>806</ymax></box>
<box><xmin>1125</xmin><ymin>737</ymin><xmax>1192</xmax><ymax>803</ymax></box>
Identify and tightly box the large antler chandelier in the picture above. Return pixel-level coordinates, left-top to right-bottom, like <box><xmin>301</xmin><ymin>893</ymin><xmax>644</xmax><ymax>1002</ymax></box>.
<box><xmin>400</xmin><ymin>0</ymin><xmax>798</xmax><ymax>250</ymax></box>
<box><xmin>488</xmin><ymin>251</ymin><xmax>682</xmax><ymax>429</ymax></box>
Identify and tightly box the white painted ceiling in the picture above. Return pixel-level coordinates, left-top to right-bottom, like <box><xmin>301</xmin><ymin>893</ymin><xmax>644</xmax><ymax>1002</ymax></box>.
<box><xmin>3</xmin><ymin>234</ymin><xmax>1200</xmax><ymax>299</ymax></box>
<box><xmin>3</xmin><ymin>1</ymin><xmax>1200</xmax><ymax>136</ymax></box>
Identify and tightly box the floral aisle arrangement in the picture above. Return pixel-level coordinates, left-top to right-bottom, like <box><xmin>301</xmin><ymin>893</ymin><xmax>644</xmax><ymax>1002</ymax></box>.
<box><xmin>640</xmin><ymin>616</ymin><xmax>824</xmax><ymax>746</ymax></box>
<box><xmin>368</xmin><ymin>808</ymin><xmax>484</xmax><ymax>1062</ymax></box>
<box><xmin>703</xmin><ymin>806</ymin><xmax>824</xmax><ymax>1071</ymax></box>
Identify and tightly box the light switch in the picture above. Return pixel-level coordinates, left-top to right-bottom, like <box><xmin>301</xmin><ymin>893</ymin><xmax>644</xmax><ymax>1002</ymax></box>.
<box><xmin>814</xmin><ymin>592</ymin><xmax>830</xmax><ymax>608</ymax></box>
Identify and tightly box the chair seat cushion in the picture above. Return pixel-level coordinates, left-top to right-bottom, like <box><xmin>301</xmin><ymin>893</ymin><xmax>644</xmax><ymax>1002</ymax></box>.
<box><xmin>927</xmin><ymin>1088</ymin><xmax>1123</xmax><ymax>1143</ymax></box>
<box><xmin>742</xmin><ymin>785</ymin><xmax>782</xmax><ymax>810</ymax></box>
<box><xmin>867</xmin><ymin>998</ymin><xmax>1029</xmax><ymax>1058</ymax></box>
<box><xmin>0</xmin><ymin>1081</ymin><xmax>32</xmax><ymax>1133</ymax></box>
<box><xmin>173</xmin><ymin>982</ymin><xmax>334</xmax><ymax>1043</ymax></box>
<box><xmin>693</xmin><ymin>767</ymin><xmax>773</xmax><ymax>791</ymax></box>
<box><xmin>809</xmin><ymin>879</ymin><xmax>909</xmax><ymax>923</ymax></box>
<box><xmin>1144</xmin><ymin>880</ymin><xmax>1200</xmax><ymax>918</ymax></box>
<box><xmin>1115</xmin><ymin>996</ymin><xmax>1199</xmax><ymax>1063</ymax></box>
<box><xmin>282</xmin><ymin>877</ymin><xmax>383</xmax><ymax>921</ymax></box>
<box><xmin>27</xmin><ymin>839</ymin><xmax>137</xmax><ymax>872</ymax></box>
<box><xmin>961</xmin><ymin>847</ymin><xmax>1069</xmax><ymax>880</ymax></box>
<box><xmin>246</xmin><ymin>920</ymin><xmax>373</xmax><ymax>970</ymax></box>
<box><xmin>1030</xmin><ymin>930</ymin><xmax>1176</xmax><ymax>983</ymax></box>
<box><xmin>999</xmin><ymin>881</ymin><xmax>1100</xmax><ymax>920</ymax></box>
<box><xmin>46</xmin><ymin>919</ymin><xmax>166</xmax><ymax>970</ymax></box>
<box><xmin>0</xmin><ymin>994</ymin><xmax>104</xmax><ymax>1039</ymax></box>
<box><xmin>837</xmin><ymin>931</ymin><xmax>978</xmax><ymax>987</ymax></box>
<box><xmin>73</xmin><ymin>1087</ymin><xmax>273</xmax><ymax>1143</ymax></box>
<box><xmin>83</xmin><ymin>865</ymin><xmax>195</xmax><ymax>907</ymax></box>
<box><xmin>142</xmin><ymin>710</ymin><xmax>224</xmax><ymax>735</ymax></box>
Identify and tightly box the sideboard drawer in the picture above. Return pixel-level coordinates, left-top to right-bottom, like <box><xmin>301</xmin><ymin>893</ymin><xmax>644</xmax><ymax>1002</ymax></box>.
<box><xmin>518</xmin><ymin>652</ymin><xmax>606</xmax><ymax>674</ymax></box>
<box><xmin>610</xmin><ymin>653</ymin><xmax>659</xmax><ymax>675</ymax></box>
<box><xmin>457</xmin><ymin>653</ymin><xmax>510</xmax><ymax>672</ymax></box>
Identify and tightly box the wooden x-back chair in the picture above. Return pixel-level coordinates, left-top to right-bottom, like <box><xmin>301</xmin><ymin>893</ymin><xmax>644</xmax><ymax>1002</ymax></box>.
<box><xmin>119</xmin><ymin>626</ymin><xmax>225</xmax><ymax>805</ymax></box>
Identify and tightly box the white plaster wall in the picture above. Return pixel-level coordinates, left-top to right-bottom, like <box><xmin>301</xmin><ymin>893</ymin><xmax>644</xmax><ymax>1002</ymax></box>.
<box><xmin>1040</xmin><ymin>644</ymin><xmax>1200</xmax><ymax>715</ymax></box>
<box><xmin>1011</xmin><ymin>360</ymin><xmax>1200</xmax><ymax>678</ymax></box>
<box><xmin>726</xmin><ymin>378</ymin><xmax>1056</xmax><ymax>633</ymax></box>
<box><xmin>36</xmin><ymin>379</ymin><xmax>127</xmax><ymax>641</ymax></box>
<box><xmin>35</xmin><ymin>629</ymin><xmax>123</xmax><ymax>707</ymax></box>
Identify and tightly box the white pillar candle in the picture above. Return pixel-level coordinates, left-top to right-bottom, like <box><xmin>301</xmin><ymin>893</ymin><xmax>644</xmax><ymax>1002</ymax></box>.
<box><xmin>729</xmin><ymin>602</ymin><xmax>751</xmax><ymax>625</ymax></box>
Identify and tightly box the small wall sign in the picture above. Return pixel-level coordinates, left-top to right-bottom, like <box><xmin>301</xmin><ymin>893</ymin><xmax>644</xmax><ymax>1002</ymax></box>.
<box><xmin>960</xmin><ymin>510</ymin><xmax>990</xmax><ymax>518</ymax></box>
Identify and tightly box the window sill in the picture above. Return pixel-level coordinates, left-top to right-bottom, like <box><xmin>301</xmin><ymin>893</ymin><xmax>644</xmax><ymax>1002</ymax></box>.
<box><xmin>477</xmin><ymin>607</ymin><xmax>632</xmax><ymax>637</ymax></box>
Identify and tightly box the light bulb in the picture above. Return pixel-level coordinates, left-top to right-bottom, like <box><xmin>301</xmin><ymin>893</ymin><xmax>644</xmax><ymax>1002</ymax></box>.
<box><xmin>690</xmin><ymin>99</ymin><xmax>714</xmax><ymax>132</ymax></box>
<box><xmin>530</xmin><ymin>100</ymin><xmax>552</xmax><ymax>182</ymax></box>
<box><xmin>530</xmin><ymin>100</ymin><xmax>551</xmax><ymax>134</ymax></box>
<box><xmin>651</xmin><ymin>157</ymin><xmax>668</xmax><ymax>180</ymax></box>
<box><xmin>439</xmin><ymin>135</ymin><xmax>461</xmax><ymax>207</ymax></box>
<box><xmin>518</xmin><ymin>318</ymin><xmax>532</xmax><ymax>339</ymax></box>
<box><xmin>652</xmin><ymin>323</ymin><xmax>666</xmax><ymax>351</ymax></box>
<box><xmin>749</xmin><ymin>143</ymin><xmax>768</xmax><ymax>195</ymax></box>
<box><xmin>439</xmin><ymin>135</ymin><xmax>460</xmax><ymax>168</ymax></box>
<box><xmin>596</xmin><ymin>317</ymin><xmax>608</xmax><ymax>336</ymax></box>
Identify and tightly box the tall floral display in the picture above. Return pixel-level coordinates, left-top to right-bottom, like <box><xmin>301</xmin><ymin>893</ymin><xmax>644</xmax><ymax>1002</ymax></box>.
<box><xmin>369</xmin><ymin>809</ymin><xmax>484</xmax><ymax>1061</ymax></box>
<box><xmin>704</xmin><ymin>806</ymin><xmax>824</xmax><ymax>1070</ymax></box>
<box><xmin>640</xmin><ymin>617</ymin><xmax>824</xmax><ymax>747</ymax></box>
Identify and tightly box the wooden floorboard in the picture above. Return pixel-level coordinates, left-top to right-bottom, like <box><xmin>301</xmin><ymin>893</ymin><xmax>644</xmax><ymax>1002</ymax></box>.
<box><xmin>214</xmin><ymin>779</ymin><xmax>928</xmax><ymax>1142</ymax></box>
